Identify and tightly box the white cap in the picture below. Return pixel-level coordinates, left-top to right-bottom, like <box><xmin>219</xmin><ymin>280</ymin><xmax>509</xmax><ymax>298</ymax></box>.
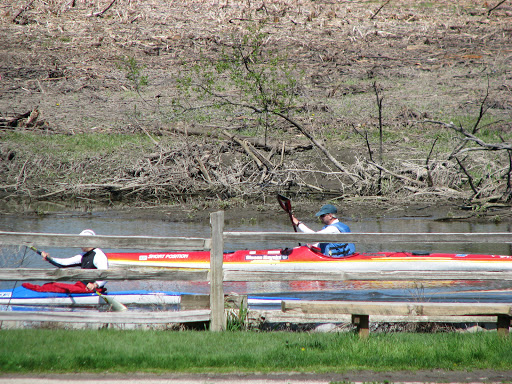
<box><xmin>79</xmin><ymin>229</ymin><xmax>96</xmax><ymax>236</ymax></box>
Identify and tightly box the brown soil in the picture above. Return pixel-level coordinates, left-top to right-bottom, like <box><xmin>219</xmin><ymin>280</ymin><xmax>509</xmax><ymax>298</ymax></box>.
<box><xmin>2</xmin><ymin>0</ymin><xmax>511</xmax><ymax>133</ymax></box>
<box><xmin>1</xmin><ymin>0</ymin><xmax>512</xmax><ymax>220</ymax></box>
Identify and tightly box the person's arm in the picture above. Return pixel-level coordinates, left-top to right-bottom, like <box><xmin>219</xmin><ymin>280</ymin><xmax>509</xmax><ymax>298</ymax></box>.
<box><xmin>291</xmin><ymin>214</ymin><xmax>315</xmax><ymax>233</ymax></box>
<box><xmin>293</xmin><ymin>219</ymin><xmax>340</xmax><ymax>234</ymax></box>
<box><xmin>42</xmin><ymin>253</ymin><xmax>82</xmax><ymax>268</ymax></box>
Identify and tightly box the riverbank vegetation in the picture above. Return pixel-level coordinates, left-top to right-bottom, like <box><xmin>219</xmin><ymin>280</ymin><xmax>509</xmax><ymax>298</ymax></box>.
<box><xmin>1</xmin><ymin>329</ymin><xmax>511</xmax><ymax>373</ymax></box>
<box><xmin>1</xmin><ymin>0</ymin><xmax>512</xmax><ymax>217</ymax></box>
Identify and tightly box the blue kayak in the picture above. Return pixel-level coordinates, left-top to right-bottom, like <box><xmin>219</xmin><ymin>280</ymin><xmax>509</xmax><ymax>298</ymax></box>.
<box><xmin>0</xmin><ymin>286</ymin><xmax>297</xmax><ymax>307</ymax></box>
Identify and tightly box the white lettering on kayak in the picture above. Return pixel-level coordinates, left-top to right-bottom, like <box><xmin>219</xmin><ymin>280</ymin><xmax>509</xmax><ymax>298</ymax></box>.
<box><xmin>138</xmin><ymin>254</ymin><xmax>189</xmax><ymax>260</ymax></box>
<box><xmin>246</xmin><ymin>255</ymin><xmax>288</xmax><ymax>261</ymax></box>
<box><xmin>249</xmin><ymin>250</ymin><xmax>281</xmax><ymax>255</ymax></box>
<box><xmin>0</xmin><ymin>292</ymin><xmax>12</xmax><ymax>298</ymax></box>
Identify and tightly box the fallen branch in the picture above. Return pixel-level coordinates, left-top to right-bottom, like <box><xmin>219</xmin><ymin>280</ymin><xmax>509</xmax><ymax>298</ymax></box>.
<box><xmin>196</xmin><ymin>157</ymin><xmax>214</xmax><ymax>184</ymax></box>
<box><xmin>190</xmin><ymin>84</ymin><xmax>360</xmax><ymax>183</ymax></box>
<box><xmin>221</xmin><ymin>129</ymin><xmax>273</xmax><ymax>170</ymax></box>
<box><xmin>169</xmin><ymin>123</ymin><xmax>310</xmax><ymax>153</ymax></box>
<box><xmin>368</xmin><ymin>160</ymin><xmax>426</xmax><ymax>187</ymax></box>
<box><xmin>373</xmin><ymin>81</ymin><xmax>384</xmax><ymax>194</ymax></box>
<box><xmin>472</xmin><ymin>78</ymin><xmax>492</xmax><ymax>134</ymax></box>
<box><xmin>488</xmin><ymin>0</ymin><xmax>508</xmax><ymax>15</ymax></box>
<box><xmin>274</xmin><ymin>111</ymin><xmax>361</xmax><ymax>183</ymax></box>
<box><xmin>0</xmin><ymin>111</ymin><xmax>30</xmax><ymax>128</ymax></box>
<box><xmin>89</xmin><ymin>0</ymin><xmax>117</xmax><ymax>17</ymax></box>
<box><xmin>504</xmin><ymin>135</ymin><xmax>512</xmax><ymax>201</ymax></box>
<box><xmin>370</xmin><ymin>0</ymin><xmax>391</xmax><ymax>20</ymax></box>
<box><xmin>425</xmin><ymin>137</ymin><xmax>438</xmax><ymax>188</ymax></box>
<box><xmin>454</xmin><ymin>157</ymin><xmax>478</xmax><ymax>195</ymax></box>
<box><xmin>422</xmin><ymin>120</ymin><xmax>512</xmax><ymax>153</ymax></box>
<box><xmin>12</xmin><ymin>0</ymin><xmax>35</xmax><ymax>23</ymax></box>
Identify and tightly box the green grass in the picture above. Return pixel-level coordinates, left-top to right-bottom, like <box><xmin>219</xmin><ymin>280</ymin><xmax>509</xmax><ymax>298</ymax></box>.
<box><xmin>1</xmin><ymin>329</ymin><xmax>511</xmax><ymax>373</ymax></box>
<box><xmin>4</xmin><ymin>132</ymin><xmax>156</xmax><ymax>160</ymax></box>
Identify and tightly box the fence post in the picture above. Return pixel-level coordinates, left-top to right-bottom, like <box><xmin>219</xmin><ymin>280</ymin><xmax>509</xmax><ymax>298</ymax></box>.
<box><xmin>210</xmin><ymin>211</ymin><xmax>225</xmax><ymax>331</ymax></box>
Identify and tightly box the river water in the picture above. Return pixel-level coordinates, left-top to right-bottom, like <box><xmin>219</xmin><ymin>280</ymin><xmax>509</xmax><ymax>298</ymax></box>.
<box><xmin>1</xmin><ymin>209</ymin><xmax>512</xmax><ymax>306</ymax></box>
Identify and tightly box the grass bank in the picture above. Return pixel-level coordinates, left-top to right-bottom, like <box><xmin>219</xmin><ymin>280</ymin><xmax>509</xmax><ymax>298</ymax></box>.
<box><xmin>1</xmin><ymin>329</ymin><xmax>511</xmax><ymax>374</ymax></box>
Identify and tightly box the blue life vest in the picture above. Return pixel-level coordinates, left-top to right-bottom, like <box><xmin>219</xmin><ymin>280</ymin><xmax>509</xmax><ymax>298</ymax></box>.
<box><xmin>319</xmin><ymin>222</ymin><xmax>355</xmax><ymax>257</ymax></box>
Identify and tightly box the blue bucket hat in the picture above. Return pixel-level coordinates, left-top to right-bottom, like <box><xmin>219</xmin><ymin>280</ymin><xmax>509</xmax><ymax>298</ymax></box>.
<box><xmin>315</xmin><ymin>204</ymin><xmax>337</xmax><ymax>217</ymax></box>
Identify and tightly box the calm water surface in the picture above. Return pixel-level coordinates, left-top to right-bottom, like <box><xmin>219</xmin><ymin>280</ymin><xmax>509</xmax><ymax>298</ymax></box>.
<box><xmin>1</xmin><ymin>209</ymin><xmax>512</xmax><ymax>305</ymax></box>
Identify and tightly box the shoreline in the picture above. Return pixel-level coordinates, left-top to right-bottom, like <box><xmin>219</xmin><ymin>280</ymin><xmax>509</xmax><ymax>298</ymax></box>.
<box><xmin>1</xmin><ymin>197</ymin><xmax>510</xmax><ymax>225</ymax></box>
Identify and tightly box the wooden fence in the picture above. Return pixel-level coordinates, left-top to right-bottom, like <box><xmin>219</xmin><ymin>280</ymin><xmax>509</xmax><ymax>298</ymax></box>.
<box><xmin>1</xmin><ymin>211</ymin><xmax>512</xmax><ymax>334</ymax></box>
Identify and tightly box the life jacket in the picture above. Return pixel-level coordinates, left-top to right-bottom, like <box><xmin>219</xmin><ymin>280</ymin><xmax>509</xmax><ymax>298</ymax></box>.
<box><xmin>81</xmin><ymin>249</ymin><xmax>97</xmax><ymax>269</ymax></box>
<box><xmin>319</xmin><ymin>221</ymin><xmax>355</xmax><ymax>257</ymax></box>
<box><xmin>80</xmin><ymin>249</ymin><xmax>98</xmax><ymax>286</ymax></box>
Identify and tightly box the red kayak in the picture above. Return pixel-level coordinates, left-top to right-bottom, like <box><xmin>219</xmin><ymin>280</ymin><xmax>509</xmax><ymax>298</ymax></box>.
<box><xmin>107</xmin><ymin>246</ymin><xmax>512</xmax><ymax>272</ymax></box>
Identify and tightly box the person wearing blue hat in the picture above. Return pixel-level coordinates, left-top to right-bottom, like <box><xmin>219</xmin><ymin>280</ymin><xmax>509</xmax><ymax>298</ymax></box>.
<box><xmin>292</xmin><ymin>204</ymin><xmax>355</xmax><ymax>257</ymax></box>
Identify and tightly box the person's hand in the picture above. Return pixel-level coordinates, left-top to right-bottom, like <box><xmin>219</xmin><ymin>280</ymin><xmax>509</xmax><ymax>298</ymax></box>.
<box><xmin>291</xmin><ymin>214</ymin><xmax>301</xmax><ymax>226</ymax></box>
<box><xmin>41</xmin><ymin>251</ymin><xmax>49</xmax><ymax>260</ymax></box>
<box><xmin>87</xmin><ymin>282</ymin><xmax>98</xmax><ymax>291</ymax></box>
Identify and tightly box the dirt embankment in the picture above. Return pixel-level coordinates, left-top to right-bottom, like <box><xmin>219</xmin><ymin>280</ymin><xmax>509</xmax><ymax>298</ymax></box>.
<box><xmin>1</xmin><ymin>0</ymin><xmax>512</xmax><ymax>219</ymax></box>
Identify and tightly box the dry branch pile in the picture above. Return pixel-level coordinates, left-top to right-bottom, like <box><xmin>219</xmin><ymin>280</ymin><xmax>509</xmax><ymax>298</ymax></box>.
<box><xmin>1</xmin><ymin>0</ymin><xmax>511</xmax><ymax>207</ymax></box>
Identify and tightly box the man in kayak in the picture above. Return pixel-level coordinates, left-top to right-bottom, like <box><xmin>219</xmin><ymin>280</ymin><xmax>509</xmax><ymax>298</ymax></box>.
<box><xmin>291</xmin><ymin>203</ymin><xmax>355</xmax><ymax>257</ymax></box>
<box><xmin>38</xmin><ymin>229</ymin><xmax>109</xmax><ymax>292</ymax></box>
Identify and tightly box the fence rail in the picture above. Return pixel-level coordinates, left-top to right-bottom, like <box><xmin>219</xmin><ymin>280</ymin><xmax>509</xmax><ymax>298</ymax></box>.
<box><xmin>0</xmin><ymin>268</ymin><xmax>209</xmax><ymax>282</ymax></box>
<box><xmin>281</xmin><ymin>300</ymin><xmax>512</xmax><ymax>337</ymax></box>
<box><xmin>0</xmin><ymin>231</ymin><xmax>211</xmax><ymax>250</ymax></box>
<box><xmin>1</xmin><ymin>211</ymin><xmax>512</xmax><ymax>334</ymax></box>
<box><xmin>0</xmin><ymin>310</ymin><xmax>211</xmax><ymax>324</ymax></box>
<box><xmin>223</xmin><ymin>270</ymin><xmax>512</xmax><ymax>282</ymax></box>
<box><xmin>224</xmin><ymin>231</ymin><xmax>512</xmax><ymax>244</ymax></box>
<box><xmin>2</xmin><ymin>268</ymin><xmax>512</xmax><ymax>283</ymax></box>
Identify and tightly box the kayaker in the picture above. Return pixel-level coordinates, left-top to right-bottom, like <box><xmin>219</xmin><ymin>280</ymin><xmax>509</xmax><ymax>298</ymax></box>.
<box><xmin>291</xmin><ymin>203</ymin><xmax>355</xmax><ymax>257</ymax></box>
<box><xmin>39</xmin><ymin>229</ymin><xmax>109</xmax><ymax>292</ymax></box>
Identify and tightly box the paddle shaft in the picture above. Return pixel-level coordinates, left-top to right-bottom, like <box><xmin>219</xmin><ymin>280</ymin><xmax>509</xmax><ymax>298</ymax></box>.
<box><xmin>29</xmin><ymin>246</ymin><xmax>42</xmax><ymax>255</ymax></box>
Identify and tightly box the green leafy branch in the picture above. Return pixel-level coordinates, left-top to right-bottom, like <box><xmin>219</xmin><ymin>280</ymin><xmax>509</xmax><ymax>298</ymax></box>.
<box><xmin>119</xmin><ymin>56</ymin><xmax>148</xmax><ymax>92</ymax></box>
<box><xmin>175</xmin><ymin>23</ymin><xmax>359</xmax><ymax>182</ymax></box>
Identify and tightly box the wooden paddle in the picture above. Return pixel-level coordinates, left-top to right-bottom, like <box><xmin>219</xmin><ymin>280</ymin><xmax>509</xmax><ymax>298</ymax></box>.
<box><xmin>28</xmin><ymin>246</ymin><xmax>127</xmax><ymax>312</ymax></box>
<box><xmin>277</xmin><ymin>194</ymin><xmax>297</xmax><ymax>232</ymax></box>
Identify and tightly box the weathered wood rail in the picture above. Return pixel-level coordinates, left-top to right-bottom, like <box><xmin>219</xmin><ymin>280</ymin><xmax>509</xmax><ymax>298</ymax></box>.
<box><xmin>1</xmin><ymin>211</ymin><xmax>512</xmax><ymax>334</ymax></box>
<box><xmin>0</xmin><ymin>310</ymin><xmax>211</xmax><ymax>325</ymax></box>
<box><xmin>281</xmin><ymin>300</ymin><xmax>512</xmax><ymax>337</ymax></box>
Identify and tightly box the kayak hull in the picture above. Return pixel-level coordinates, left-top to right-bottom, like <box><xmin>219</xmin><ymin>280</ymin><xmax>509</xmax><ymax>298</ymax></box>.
<box><xmin>0</xmin><ymin>287</ymin><xmax>182</xmax><ymax>306</ymax></box>
<box><xmin>106</xmin><ymin>246</ymin><xmax>512</xmax><ymax>272</ymax></box>
<box><xmin>0</xmin><ymin>287</ymin><xmax>292</xmax><ymax>307</ymax></box>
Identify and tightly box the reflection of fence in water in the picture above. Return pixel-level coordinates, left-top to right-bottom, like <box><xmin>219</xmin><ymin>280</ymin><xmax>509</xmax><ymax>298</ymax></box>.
<box><xmin>0</xmin><ymin>245</ymin><xmax>26</xmax><ymax>268</ymax></box>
